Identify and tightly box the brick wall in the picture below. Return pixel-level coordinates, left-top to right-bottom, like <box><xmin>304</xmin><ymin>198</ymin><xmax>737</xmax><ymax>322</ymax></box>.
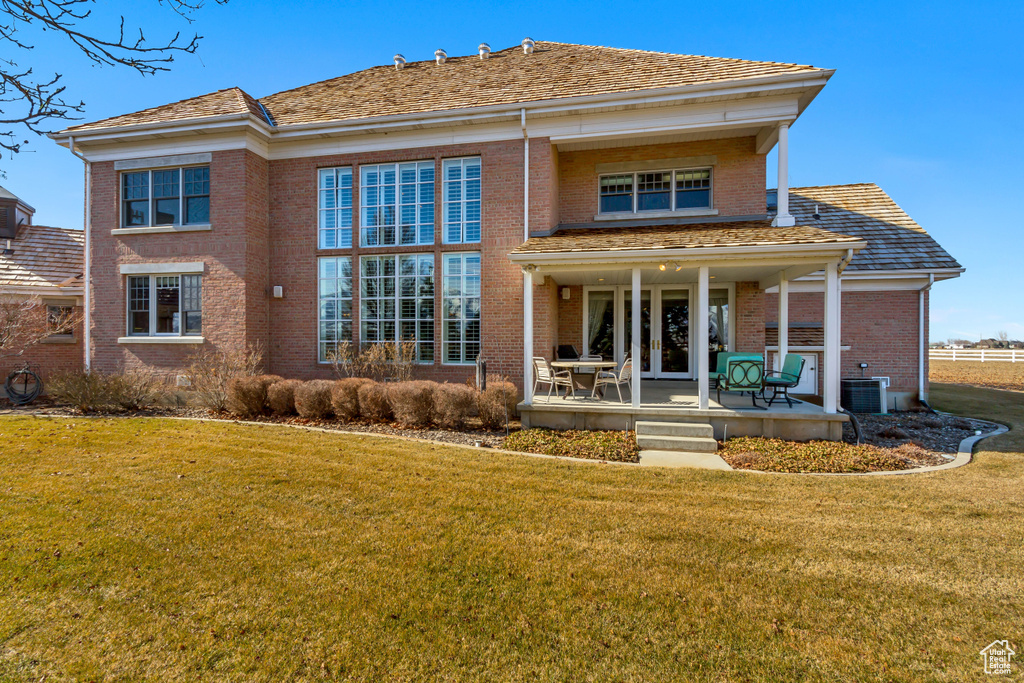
<box><xmin>556</xmin><ymin>136</ymin><xmax>766</xmax><ymax>225</ymax></box>
<box><xmin>735</xmin><ymin>282</ymin><xmax>765</xmax><ymax>353</ymax></box>
<box><xmin>14</xmin><ymin>303</ymin><xmax>84</xmax><ymax>382</ymax></box>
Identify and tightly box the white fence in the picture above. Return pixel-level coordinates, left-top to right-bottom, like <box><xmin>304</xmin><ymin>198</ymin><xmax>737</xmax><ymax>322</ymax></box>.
<box><xmin>930</xmin><ymin>349</ymin><xmax>1021</xmax><ymax>363</ymax></box>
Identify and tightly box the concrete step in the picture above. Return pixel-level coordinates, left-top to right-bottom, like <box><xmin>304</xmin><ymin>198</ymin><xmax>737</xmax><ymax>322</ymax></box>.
<box><xmin>640</xmin><ymin>450</ymin><xmax>732</xmax><ymax>470</ymax></box>
<box><xmin>635</xmin><ymin>434</ymin><xmax>718</xmax><ymax>453</ymax></box>
<box><xmin>635</xmin><ymin>421</ymin><xmax>714</xmax><ymax>438</ymax></box>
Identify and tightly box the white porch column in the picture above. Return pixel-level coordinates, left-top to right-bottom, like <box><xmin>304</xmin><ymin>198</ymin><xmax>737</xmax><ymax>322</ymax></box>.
<box><xmin>697</xmin><ymin>266</ymin><xmax>710</xmax><ymax>410</ymax></box>
<box><xmin>773</xmin><ymin>123</ymin><xmax>795</xmax><ymax>228</ymax></box>
<box><xmin>778</xmin><ymin>276</ymin><xmax>789</xmax><ymax>368</ymax></box>
<box><xmin>523</xmin><ymin>268</ymin><xmax>534</xmax><ymax>405</ymax></box>
<box><xmin>631</xmin><ymin>267</ymin><xmax>641</xmax><ymax>409</ymax></box>
<box><xmin>823</xmin><ymin>261</ymin><xmax>840</xmax><ymax>413</ymax></box>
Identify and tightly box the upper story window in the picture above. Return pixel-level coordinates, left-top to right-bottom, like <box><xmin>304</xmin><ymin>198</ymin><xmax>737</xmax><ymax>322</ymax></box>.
<box><xmin>319</xmin><ymin>167</ymin><xmax>353</xmax><ymax>249</ymax></box>
<box><xmin>360</xmin><ymin>162</ymin><xmax>435</xmax><ymax>247</ymax></box>
<box><xmin>127</xmin><ymin>274</ymin><xmax>202</xmax><ymax>336</ymax></box>
<box><xmin>598</xmin><ymin>168</ymin><xmax>712</xmax><ymax>215</ymax></box>
<box><xmin>442</xmin><ymin>157</ymin><xmax>481</xmax><ymax>244</ymax></box>
<box><xmin>122</xmin><ymin>166</ymin><xmax>210</xmax><ymax>227</ymax></box>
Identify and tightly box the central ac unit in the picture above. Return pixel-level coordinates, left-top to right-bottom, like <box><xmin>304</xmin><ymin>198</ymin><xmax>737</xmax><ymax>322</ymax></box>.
<box><xmin>840</xmin><ymin>378</ymin><xmax>888</xmax><ymax>414</ymax></box>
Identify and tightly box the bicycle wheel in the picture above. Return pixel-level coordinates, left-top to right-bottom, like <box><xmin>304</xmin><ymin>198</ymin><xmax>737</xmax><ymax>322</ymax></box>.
<box><xmin>5</xmin><ymin>368</ymin><xmax>43</xmax><ymax>406</ymax></box>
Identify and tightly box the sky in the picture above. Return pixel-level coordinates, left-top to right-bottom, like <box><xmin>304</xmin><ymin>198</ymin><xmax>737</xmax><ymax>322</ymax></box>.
<box><xmin>2</xmin><ymin>0</ymin><xmax>1021</xmax><ymax>343</ymax></box>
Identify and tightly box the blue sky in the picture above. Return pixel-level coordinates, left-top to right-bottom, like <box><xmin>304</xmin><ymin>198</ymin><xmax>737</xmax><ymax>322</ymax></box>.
<box><xmin>3</xmin><ymin>0</ymin><xmax>1021</xmax><ymax>342</ymax></box>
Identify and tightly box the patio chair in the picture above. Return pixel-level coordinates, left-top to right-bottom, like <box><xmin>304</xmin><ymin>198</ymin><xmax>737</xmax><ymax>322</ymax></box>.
<box><xmin>716</xmin><ymin>356</ymin><xmax>766</xmax><ymax>410</ymax></box>
<box><xmin>533</xmin><ymin>356</ymin><xmax>574</xmax><ymax>401</ymax></box>
<box><xmin>709</xmin><ymin>352</ymin><xmax>762</xmax><ymax>390</ymax></box>
<box><xmin>594</xmin><ymin>356</ymin><xmax>632</xmax><ymax>403</ymax></box>
<box><xmin>764</xmin><ymin>354</ymin><xmax>806</xmax><ymax>408</ymax></box>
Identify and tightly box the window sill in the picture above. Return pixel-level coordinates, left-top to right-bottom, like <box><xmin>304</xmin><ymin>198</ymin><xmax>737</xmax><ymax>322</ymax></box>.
<box><xmin>593</xmin><ymin>209</ymin><xmax>719</xmax><ymax>221</ymax></box>
<box><xmin>112</xmin><ymin>224</ymin><xmax>212</xmax><ymax>236</ymax></box>
<box><xmin>118</xmin><ymin>336</ymin><xmax>205</xmax><ymax>345</ymax></box>
<box><xmin>42</xmin><ymin>336</ymin><xmax>76</xmax><ymax>345</ymax></box>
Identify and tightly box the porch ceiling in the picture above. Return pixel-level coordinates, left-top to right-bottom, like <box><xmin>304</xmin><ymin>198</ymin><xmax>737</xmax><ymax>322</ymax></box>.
<box><xmin>545</xmin><ymin>262</ymin><xmax>823</xmax><ymax>287</ymax></box>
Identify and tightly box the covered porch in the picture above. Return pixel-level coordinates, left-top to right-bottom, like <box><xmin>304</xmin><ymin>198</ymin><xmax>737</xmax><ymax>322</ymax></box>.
<box><xmin>509</xmin><ymin>221</ymin><xmax>866</xmax><ymax>440</ymax></box>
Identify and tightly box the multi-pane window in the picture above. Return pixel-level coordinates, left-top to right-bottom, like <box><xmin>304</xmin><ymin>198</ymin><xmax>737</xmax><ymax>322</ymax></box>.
<box><xmin>442</xmin><ymin>157</ymin><xmax>481</xmax><ymax>244</ymax></box>
<box><xmin>442</xmin><ymin>252</ymin><xmax>481</xmax><ymax>364</ymax></box>
<box><xmin>121</xmin><ymin>166</ymin><xmax>210</xmax><ymax>227</ymax></box>
<box><xmin>126</xmin><ymin>274</ymin><xmax>202</xmax><ymax>336</ymax></box>
<box><xmin>46</xmin><ymin>305</ymin><xmax>75</xmax><ymax>336</ymax></box>
<box><xmin>598</xmin><ymin>168</ymin><xmax>713</xmax><ymax>214</ymax></box>
<box><xmin>318</xmin><ymin>167</ymin><xmax>353</xmax><ymax>249</ymax></box>
<box><xmin>360</xmin><ymin>162</ymin><xmax>435</xmax><ymax>247</ymax></box>
<box><xmin>360</xmin><ymin>255</ymin><xmax>397</xmax><ymax>346</ymax></box>
<box><xmin>318</xmin><ymin>257</ymin><xmax>353</xmax><ymax>361</ymax></box>
<box><xmin>359</xmin><ymin>254</ymin><xmax>435</xmax><ymax>363</ymax></box>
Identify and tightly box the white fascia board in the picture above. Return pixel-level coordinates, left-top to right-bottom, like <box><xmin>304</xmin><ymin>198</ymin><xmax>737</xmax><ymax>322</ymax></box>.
<box><xmin>509</xmin><ymin>240</ymin><xmax>866</xmax><ymax>267</ymax></box>
<box><xmin>120</xmin><ymin>262</ymin><xmax>204</xmax><ymax>274</ymax></box>
<box><xmin>74</xmin><ymin>130</ymin><xmax>270</xmax><ymax>163</ymax></box>
<box><xmin>51</xmin><ymin>114</ymin><xmax>273</xmax><ymax>144</ymax></box>
<box><xmin>771</xmin><ymin>268</ymin><xmax>965</xmax><ymax>292</ymax></box>
<box><xmin>1</xmin><ymin>285</ymin><xmax>84</xmax><ymax>297</ymax></box>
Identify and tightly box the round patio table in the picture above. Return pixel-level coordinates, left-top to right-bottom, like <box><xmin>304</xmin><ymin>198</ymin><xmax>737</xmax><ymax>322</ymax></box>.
<box><xmin>550</xmin><ymin>360</ymin><xmax>619</xmax><ymax>399</ymax></box>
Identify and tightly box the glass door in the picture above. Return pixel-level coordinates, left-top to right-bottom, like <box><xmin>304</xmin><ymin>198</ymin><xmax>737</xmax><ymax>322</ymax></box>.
<box><xmin>623</xmin><ymin>289</ymin><xmax>653</xmax><ymax>376</ymax></box>
<box><xmin>656</xmin><ymin>288</ymin><xmax>691</xmax><ymax>378</ymax></box>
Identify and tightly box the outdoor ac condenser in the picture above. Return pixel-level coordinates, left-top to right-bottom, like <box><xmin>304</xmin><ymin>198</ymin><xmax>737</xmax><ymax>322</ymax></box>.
<box><xmin>840</xmin><ymin>378</ymin><xmax>888</xmax><ymax>414</ymax></box>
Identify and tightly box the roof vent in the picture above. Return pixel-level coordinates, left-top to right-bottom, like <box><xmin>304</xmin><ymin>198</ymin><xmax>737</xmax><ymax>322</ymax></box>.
<box><xmin>478</xmin><ymin>42</ymin><xmax>491</xmax><ymax>59</ymax></box>
<box><xmin>812</xmin><ymin>204</ymin><xmax>821</xmax><ymax>220</ymax></box>
<box><xmin>522</xmin><ymin>37</ymin><xmax>535</xmax><ymax>54</ymax></box>
<box><xmin>434</xmin><ymin>48</ymin><xmax>447</xmax><ymax>65</ymax></box>
<box><xmin>394</xmin><ymin>54</ymin><xmax>406</xmax><ymax>70</ymax></box>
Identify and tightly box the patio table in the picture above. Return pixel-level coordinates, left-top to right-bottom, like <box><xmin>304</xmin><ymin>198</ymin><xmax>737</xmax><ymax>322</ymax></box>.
<box><xmin>550</xmin><ymin>360</ymin><xmax>619</xmax><ymax>398</ymax></box>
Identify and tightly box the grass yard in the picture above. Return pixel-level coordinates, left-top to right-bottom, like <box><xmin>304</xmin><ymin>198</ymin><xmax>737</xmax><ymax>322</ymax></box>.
<box><xmin>930</xmin><ymin>359</ymin><xmax>1024</xmax><ymax>391</ymax></box>
<box><xmin>0</xmin><ymin>384</ymin><xmax>1021</xmax><ymax>681</ymax></box>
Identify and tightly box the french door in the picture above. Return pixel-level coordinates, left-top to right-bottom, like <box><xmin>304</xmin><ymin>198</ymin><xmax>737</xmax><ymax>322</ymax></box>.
<box><xmin>624</xmin><ymin>287</ymin><xmax>691</xmax><ymax>379</ymax></box>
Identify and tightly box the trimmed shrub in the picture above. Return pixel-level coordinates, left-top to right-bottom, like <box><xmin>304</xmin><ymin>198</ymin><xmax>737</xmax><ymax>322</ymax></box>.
<box><xmin>268</xmin><ymin>379</ymin><xmax>303</xmax><ymax>416</ymax></box>
<box><xmin>47</xmin><ymin>370</ymin><xmax>111</xmax><ymax>414</ymax></box>
<box><xmin>332</xmin><ymin>377</ymin><xmax>374</xmax><ymax>422</ymax></box>
<box><xmin>294</xmin><ymin>380</ymin><xmax>335</xmax><ymax>419</ymax></box>
<box><xmin>434</xmin><ymin>383</ymin><xmax>477</xmax><ymax>430</ymax></box>
<box><xmin>388</xmin><ymin>380</ymin><xmax>438</xmax><ymax>428</ymax></box>
<box><xmin>478</xmin><ymin>381</ymin><xmax>519</xmax><ymax>430</ymax></box>
<box><xmin>185</xmin><ymin>342</ymin><xmax>264</xmax><ymax>412</ymax></box>
<box><xmin>227</xmin><ymin>374</ymin><xmax>282</xmax><ymax>417</ymax></box>
<box><xmin>358</xmin><ymin>382</ymin><xmax>392</xmax><ymax>422</ymax></box>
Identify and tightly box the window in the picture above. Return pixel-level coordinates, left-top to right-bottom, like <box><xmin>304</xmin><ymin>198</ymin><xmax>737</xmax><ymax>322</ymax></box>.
<box><xmin>598</xmin><ymin>168</ymin><xmax>712</xmax><ymax>214</ymax></box>
<box><xmin>318</xmin><ymin>167</ymin><xmax>353</xmax><ymax>248</ymax></box>
<box><xmin>46</xmin><ymin>304</ymin><xmax>75</xmax><ymax>337</ymax></box>
<box><xmin>126</xmin><ymin>274</ymin><xmax>202</xmax><ymax>336</ymax></box>
<box><xmin>359</xmin><ymin>254</ymin><xmax>435</xmax><ymax>363</ymax></box>
<box><xmin>318</xmin><ymin>257</ymin><xmax>353</xmax><ymax>361</ymax></box>
<box><xmin>360</xmin><ymin>162</ymin><xmax>434</xmax><ymax>247</ymax></box>
<box><xmin>121</xmin><ymin>166</ymin><xmax>210</xmax><ymax>227</ymax></box>
<box><xmin>442</xmin><ymin>157</ymin><xmax>481</xmax><ymax>244</ymax></box>
<box><xmin>442</xmin><ymin>252</ymin><xmax>480</xmax><ymax>364</ymax></box>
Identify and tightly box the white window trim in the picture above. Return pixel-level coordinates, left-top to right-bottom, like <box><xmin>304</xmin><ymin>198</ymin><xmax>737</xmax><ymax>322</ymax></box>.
<box><xmin>120</xmin><ymin>165</ymin><xmax>210</xmax><ymax>229</ymax></box>
<box><xmin>356</xmin><ymin>253</ymin><xmax>436</xmax><ymax>364</ymax></box>
<box><xmin>318</xmin><ymin>166</ymin><xmax>354</xmax><ymax>250</ymax></box>
<box><xmin>596</xmin><ymin>166</ymin><xmax>714</xmax><ymax>219</ymax></box>
<box><xmin>118</xmin><ymin>336</ymin><xmax>205</xmax><ymax>344</ymax></box>
<box><xmin>316</xmin><ymin>255</ymin><xmax>354</xmax><ymax>364</ymax></box>
<box><xmin>124</xmin><ymin>273</ymin><xmax>202</xmax><ymax>339</ymax></box>
<box><xmin>359</xmin><ymin>161</ymin><xmax>436</xmax><ymax>248</ymax></box>
<box><xmin>441</xmin><ymin>156</ymin><xmax>482</xmax><ymax>245</ymax></box>
<box><xmin>120</xmin><ymin>262</ymin><xmax>204</xmax><ymax>275</ymax></box>
<box><xmin>441</xmin><ymin>251</ymin><xmax>481</xmax><ymax>366</ymax></box>
<box><xmin>112</xmin><ymin>224</ymin><xmax>212</xmax><ymax>236</ymax></box>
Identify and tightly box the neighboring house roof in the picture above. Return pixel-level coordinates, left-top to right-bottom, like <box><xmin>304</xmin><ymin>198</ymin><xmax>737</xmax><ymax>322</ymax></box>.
<box><xmin>63</xmin><ymin>41</ymin><xmax>826</xmax><ymax>133</ymax></box>
<box><xmin>785</xmin><ymin>184</ymin><xmax>961</xmax><ymax>272</ymax></box>
<box><xmin>511</xmin><ymin>220</ymin><xmax>861</xmax><ymax>255</ymax></box>
<box><xmin>0</xmin><ymin>225</ymin><xmax>84</xmax><ymax>292</ymax></box>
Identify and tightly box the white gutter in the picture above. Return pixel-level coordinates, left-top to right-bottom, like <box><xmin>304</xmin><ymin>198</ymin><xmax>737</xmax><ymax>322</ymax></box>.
<box><xmin>66</xmin><ymin>135</ymin><xmax>91</xmax><ymax>371</ymax></box>
<box><xmin>919</xmin><ymin>273</ymin><xmax>934</xmax><ymax>403</ymax></box>
<box><xmin>508</xmin><ymin>239</ymin><xmax>867</xmax><ymax>264</ymax></box>
<box><xmin>522</xmin><ymin>108</ymin><xmax>529</xmax><ymax>239</ymax></box>
<box><xmin>521</xmin><ymin>107</ymin><xmax>532</xmax><ymax>404</ymax></box>
<box><xmin>837</xmin><ymin>248</ymin><xmax>855</xmax><ymax>274</ymax></box>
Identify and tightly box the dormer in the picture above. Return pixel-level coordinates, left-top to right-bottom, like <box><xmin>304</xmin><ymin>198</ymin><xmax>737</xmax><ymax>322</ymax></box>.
<box><xmin>0</xmin><ymin>185</ymin><xmax>36</xmax><ymax>239</ymax></box>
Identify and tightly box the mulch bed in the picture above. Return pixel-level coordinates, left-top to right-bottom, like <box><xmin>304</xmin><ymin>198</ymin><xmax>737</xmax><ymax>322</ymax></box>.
<box><xmin>844</xmin><ymin>410</ymin><xmax>991</xmax><ymax>454</ymax></box>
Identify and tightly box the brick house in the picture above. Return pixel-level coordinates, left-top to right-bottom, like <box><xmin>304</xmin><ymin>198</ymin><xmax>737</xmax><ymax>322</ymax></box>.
<box><xmin>50</xmin><ymin>40</ymin><xmax>960</xmax><ymax>438</ymax></box>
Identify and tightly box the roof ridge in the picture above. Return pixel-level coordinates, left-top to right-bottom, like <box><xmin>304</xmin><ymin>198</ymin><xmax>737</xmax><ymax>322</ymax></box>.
<box><xmin>536</xmin><ymin>40</ymin><xmax>819</xmax><ymax>70</ymax></box>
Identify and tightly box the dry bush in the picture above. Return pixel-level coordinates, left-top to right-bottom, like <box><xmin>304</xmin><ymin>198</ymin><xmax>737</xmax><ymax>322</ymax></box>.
<box><xmin>268</xmin><ymin>379</ymin><xmax>303</xmax><ymax>416</ymax></box>
<box><xmin>107</xmin><ymin>368</ymin><xmax>161</xmax><ymax>411</ymax></box>
<box><xmin>328</xmin><ymin>341</ymin><xmax>418</xmax><ymax>382</ymax></box>
<box><xmin>434</xmin><ymin>383</ymin><xmax>478</xmax><ymax>430</ymax></box>
<box><xmin>185</xmin><ymin>342</ymin><xmax>264</xmax><ymax>411</ymax></box>
<box><xmin>388</xmin><ymin>380</ymin><xmax>438</xmax><ymax>428</ymax></box>
<box><xmin>331</xmin><ymin>378</ymin><xmax>374</xmax><ymax>422</ymax></box>
<box><xmin>47</xmin><ymin>370</ymin><xmax>111</xmax><ymax>413</ymax></box>
<box><xmin>358</xmin><ymin>382</ymin><xmax>392</xmax><ymax>422</ymax></box>
<box><xmin>294</xmin><ymin>380</ymin><xmax>335</xmax><ymax>419</ymax></box>
<box><xmin>228</xmin><ymin>374</ymin><xmax>281</xmax><ymax>417</ymax></box>
<box><xmin>478</xmin><ymin>381</ymin><xmax>519</xmax><ymax>430</ymax></box>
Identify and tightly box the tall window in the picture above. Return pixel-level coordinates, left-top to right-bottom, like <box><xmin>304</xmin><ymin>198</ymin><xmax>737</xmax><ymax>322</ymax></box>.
<box><xmin>360</xmin><ymin>162</ymin><xmax>434</xmax><ymax>247</ymax></box>
<box><xmin>442</xmin><ymin>157</ymin><xmax>481</xmax><ymax>244</ymax></box>
<box><xmin>359</xmin><ymin>254</ymin><xmax>435</xmax><ymax>363</ymax></box>
<box><xmin>442</xmin><ymin>252</ymin><xmax>480</xmax><ymax>364</ymax></box>
<box><xmin>318</xmin><ymin>167</ymin><xmax>353</xmax><ymax>248</ymax></box>
<box><xmin>126</xmin><ymin>274</ymin><xmax>202</xmax><ymax>336</ymax></box>
<box><xmin>121</xmin><ymin>166</ymin><xmax>210</xmax><ymax>227</ymax></box>
<box><xmin>318</xmin><ymin>257</ymin><xmax>353</xmax><ymax>361</ymax></box>
<box><xmin>599</xmin><ymin>168</ymin><xmax>712</xmax><ymax>214</ymax></box>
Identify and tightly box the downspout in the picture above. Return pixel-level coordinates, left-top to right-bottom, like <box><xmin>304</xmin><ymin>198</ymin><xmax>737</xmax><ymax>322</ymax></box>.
<box><xmin>521</xmin><ymin>108</ymin><xmax>533</xmax><ymax>404</ymax></box>
<box><xmin>837</xmin><ymin>248</ymin><xmax>854</xmax><ymax>275</ymax></box>
<box><xmin>521</xmin><ymin>108</ymin><xmax>529</xmax><ymax>240</ymax></box>
<box><xmin>67</xmin><ymin>135</ymin><xmax>91</xmax><ymax>372</ymax></box>
<box><xmin>919</xmin><ymin>273</ymin><xmax>935</xmax><ymax>409</ymax></box>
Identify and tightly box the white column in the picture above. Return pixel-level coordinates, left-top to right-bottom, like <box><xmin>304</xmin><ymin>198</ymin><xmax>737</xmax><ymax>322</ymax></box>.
<box><xmin>523</xmin><ymin>269</ymin><xmax>534</xmax><ymax>405</ymax></box>
<box><xmin>777</xmin><ymin>276</ymin><xmax>789</xmax><ymax>369</ymax></box>
<box><xmin>773</xmin><ymin>123</ymin><xmax>795</xmax><ymax>227</ymax></box>
<box><xmin>631</xmin><ymin>267</ymin><xmax>641</xmax><ymax>409</ymax></box>
<box><xmin>697</xmin><ymin>266</ymin><xmax>710</xmax><ymax>410</ymax></box>
<box><xmin>823</xmin><ymin>261</ymin><xmax>840</xmax><ymax>413</ymax></box>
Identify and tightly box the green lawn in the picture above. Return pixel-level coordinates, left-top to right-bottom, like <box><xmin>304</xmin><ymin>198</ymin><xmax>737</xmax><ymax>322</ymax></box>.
<box><xmin>0</xmin><ymin>384</ymin><xmax>1021</xmax><ymax>681</ymax></box>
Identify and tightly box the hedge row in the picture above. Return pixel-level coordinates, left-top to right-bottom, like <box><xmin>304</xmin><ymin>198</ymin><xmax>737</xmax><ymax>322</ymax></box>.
<box><xmin>226</xmin><ymin>376</ymin><xmax>518</xmax><ymax>430</ymax></box>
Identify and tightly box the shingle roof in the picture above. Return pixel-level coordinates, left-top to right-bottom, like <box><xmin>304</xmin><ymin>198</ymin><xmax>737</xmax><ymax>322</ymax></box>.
<box><xmin>0</xmin><ymin>225</ymin><xmax>84</xmax><ymax>291</ymax></box>
<box><xmin>511</xmin><ymin>220</ymin><xmax>861</xmax><ymax>255</ymax></box>
<box><xmin>64</xmin><ymin>42</ymin><xmax>826</xmax><ymax>133</ymax></box>
<box><xmin>786</xmin><ymin>184</ymin><xmax>961</xmax><ymax>271</ymax></box>
<box><xmin>765</xmin><ymin>324</ymin><xmax>826</xmax><ymax>347</ymax></box>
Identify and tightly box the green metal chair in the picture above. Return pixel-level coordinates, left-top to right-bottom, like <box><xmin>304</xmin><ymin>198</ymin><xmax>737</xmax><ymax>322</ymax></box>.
<box><xmin>716</xmin><ymin>357</ymin><xmax>766</xmax><ymax>410</ymax></box>
<box><xmin>709</xmin><ymin>352</ymin><xmax>762</xmax><ymax>390</ymax></box>
<box><xmin>764</xmin><ymin>354</ymin><xmax>806</xmax><ymax>408</ymax></box>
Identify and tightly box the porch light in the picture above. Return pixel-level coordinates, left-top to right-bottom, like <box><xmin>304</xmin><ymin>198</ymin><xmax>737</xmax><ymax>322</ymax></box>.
<box><xmin>674</xmin><ymin>264</ymin><xmax>683</xmax><ymax>272</ymax></box>
<box><xmin>659</xmin><ymin>264</ymin><xmax>666</xmax><ymax>271</ymax></box>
